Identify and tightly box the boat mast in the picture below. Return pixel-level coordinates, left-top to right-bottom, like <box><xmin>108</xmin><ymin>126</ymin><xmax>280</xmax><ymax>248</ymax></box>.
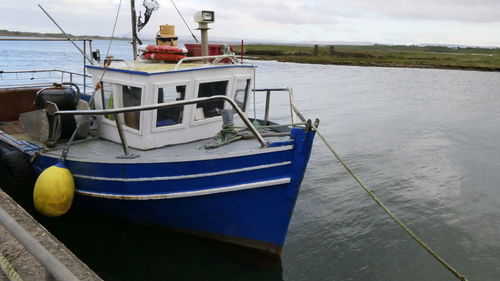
<box><xmin>130</xmin><ymin>0</ymin><xmax>138</xmax><ymax>60</ymax></box>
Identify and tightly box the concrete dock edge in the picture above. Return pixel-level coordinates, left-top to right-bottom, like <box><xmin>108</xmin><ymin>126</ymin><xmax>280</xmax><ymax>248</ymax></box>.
<box><xmin>0</xmin><ymin>189</ymin><xmax>102</xmax><ymax>281</ymax></box>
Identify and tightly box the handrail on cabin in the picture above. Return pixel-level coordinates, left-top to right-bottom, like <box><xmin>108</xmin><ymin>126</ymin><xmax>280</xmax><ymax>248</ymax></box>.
<box><xmin>52</xmin><ymin>95</ymin><xmax>268</xmax><ymax>156</ymax></box>
<box><xmin>254</xmin><ymin>88</ymin><xmax>299</xmax><ymax>125</ymax></box>
<box><xmin>174</xmin><ymin>55</ymin><xmax>239</xmax><ymax>70</ymax></box>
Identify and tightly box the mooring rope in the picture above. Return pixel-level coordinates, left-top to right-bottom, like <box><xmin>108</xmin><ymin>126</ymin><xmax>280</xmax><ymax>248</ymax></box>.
<box><xmin>0</xmin><ymin>252</ymin><xmax>23</xmax><ymax>281</ymax></box>
<box><xmin>310</xmin><ymin>123</ymin><xmax>468</xmax><ymax>281</ymax></box>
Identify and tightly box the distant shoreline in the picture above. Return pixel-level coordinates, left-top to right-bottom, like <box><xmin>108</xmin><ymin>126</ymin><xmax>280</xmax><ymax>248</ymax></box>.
<box><xmin>3</xmin><ymin>29</ymin><xmax>500</xmax><ymax>72</ymax></box>
<box><xmin>243</xmin><ymin>44</ymin><xmax>500</xmax><ymax>72</ymax></box>
<box><xmin>0</xmin><ymin>29</ymin><xmax>128</xmax><ymax>41</ymax></box>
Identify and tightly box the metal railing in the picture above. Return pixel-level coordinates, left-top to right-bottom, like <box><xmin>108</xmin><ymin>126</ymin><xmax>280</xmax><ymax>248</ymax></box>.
<box><xmin>174</xmin><ymin>55</ymin><xmax>239</xmax><ymax>70</ymax></box>
<box><xmin>0</xmin><ymin>70</ymin><xmax>92</xmax><ymax>95</ymax></box>
<box><xmin>53</xmin><ymin>95</ymin><xmax>268</xmax><ymax>157</ymax></box>
<box><xmin>0</xmin><ymin>38</ymin><xmax>94</xmax><ymax>95</ymax></box>
<box><xmin>254</xmin><ymin>88</ymin><xmax>299</xmax><ymax>125</ymax></box>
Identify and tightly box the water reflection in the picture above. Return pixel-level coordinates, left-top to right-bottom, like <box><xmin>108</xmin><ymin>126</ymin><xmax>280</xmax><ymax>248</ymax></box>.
<box><xmin>41</xmin><ymin>211</ymin><xmax>283</xmax><ymax>281</ymax></box>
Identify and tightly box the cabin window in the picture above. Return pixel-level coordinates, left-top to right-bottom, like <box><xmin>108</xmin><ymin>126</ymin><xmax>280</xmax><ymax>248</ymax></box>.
<box><xmin>122</xmin><ymin>85</ymin><xmax>142</xmax><ymax>130</ymax></box>
<box><xmin>195</xmin><ymin>80</ymin><xmax>228</xmax><ymax>120</ymax></box>
<box><xmin>156</xmin><ymin>85</ymin><xmax>186</xmax><ymax>127</ymax></box>
<box><xmin>234</xmin><ymin>79</ymin><xmax>250</xmax><ymax>111</ymax></box>
<box><xmin>101</xmin><ymin>82</ymin><xmax>114</xmax><ymax>120</ymax></box>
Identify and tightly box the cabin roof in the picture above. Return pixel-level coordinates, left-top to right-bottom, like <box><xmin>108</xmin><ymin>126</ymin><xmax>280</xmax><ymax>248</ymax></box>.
<box><xmin>86</xmin><ymin>62</ymin><xmax>255</xmax><ymax>76</ymax></box>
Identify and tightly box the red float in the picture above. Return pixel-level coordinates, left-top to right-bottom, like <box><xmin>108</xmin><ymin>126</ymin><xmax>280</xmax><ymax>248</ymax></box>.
<box><xmin>139</xmin><ymin>45</ymin><xmax>187</xmax><ymax>54</ymax></box>
<box><xmin>141</xmin><ymin>52</ymin><xmax>186</xmax><ymax>62</ymax></box>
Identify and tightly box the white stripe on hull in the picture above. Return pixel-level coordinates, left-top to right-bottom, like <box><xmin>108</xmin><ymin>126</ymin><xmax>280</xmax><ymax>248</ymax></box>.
<box><xmin>75</xmin><ymin>177</ymin><xmax>291</xmax><ymax>200</ymax></box>
<box><xmin>73</xmin><ymin>161</ymin><xmax>291</xmax><ymax>182</ymax></box>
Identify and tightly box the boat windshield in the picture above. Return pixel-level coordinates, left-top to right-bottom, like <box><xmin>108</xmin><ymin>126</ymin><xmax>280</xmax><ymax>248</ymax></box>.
<box><xmin>122</xmin><ymin>85</ymin><xmax>142</xmax><ymax>130</ymax></box>
<box><xmin>156</xmin><ymin>85</ymin><xmax>186</xmax><ymax>127</ymax></box>
<box><xmin>195</xmin><ymin>80</ymin><xmax>228</xmax><ymax>120</ymax></box>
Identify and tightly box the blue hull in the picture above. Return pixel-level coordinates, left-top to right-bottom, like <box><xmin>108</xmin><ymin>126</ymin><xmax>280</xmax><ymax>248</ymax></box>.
<box><xmin>32</xmin><ymin>128</ymin><xmax>315</xmax><ymax>255</ymax></box>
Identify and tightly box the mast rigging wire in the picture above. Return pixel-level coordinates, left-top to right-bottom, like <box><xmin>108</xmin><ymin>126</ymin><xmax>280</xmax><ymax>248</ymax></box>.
<box><xmin>169</xmin><ymin>0</ymin><xmax>199</xmax><ymax>43</ymax></box>
<box><xmin>37</xmin><ymin>5</ymin><xmax>93</xmax><ymax>65</ymax></box>
<box><xmin>105</xmin><ymin>0</ymin><xmax>123</xmax><ymax>60</ymax></box>
<box><xmin>94</xmin><ymin>0</ymin><xmax>123</xmax><ymax>93</ymax></box>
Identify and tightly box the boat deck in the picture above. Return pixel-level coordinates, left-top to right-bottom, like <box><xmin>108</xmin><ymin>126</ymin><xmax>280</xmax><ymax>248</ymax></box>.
<box><xmin>43</xmin><ymin>134</ymin><xmax>293</xmax><ymax>163</ymax></box>
<box><xmin>0</xmin><ymin>121</ymin><xmax>293</xmax><ymax>163</ymax></box>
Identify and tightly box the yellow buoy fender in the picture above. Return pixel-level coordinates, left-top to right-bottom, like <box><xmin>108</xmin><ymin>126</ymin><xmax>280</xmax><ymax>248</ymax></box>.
<box><xmin>33</xmin><ymin>161</ymin><xmax>75</xmax><ymax>217</ymax></box>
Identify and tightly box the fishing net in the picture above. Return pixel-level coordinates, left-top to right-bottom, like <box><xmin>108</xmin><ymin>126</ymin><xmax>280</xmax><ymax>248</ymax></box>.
<box><xmin>137</xmin><ymin>0</ymin><xmax>159</xmax><ymax>33</ymax></box>
<box><xmin>135</xmin><ymin>0</ymin><xmax>159</xmax><ymax>45</ymax></box>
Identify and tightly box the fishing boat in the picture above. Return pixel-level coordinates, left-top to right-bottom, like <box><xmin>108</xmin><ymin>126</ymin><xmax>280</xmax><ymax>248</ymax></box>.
<box><xmin>0</xmin><ymin>8</ymin><xmax>317</xmax><ymax>256</ymax></box>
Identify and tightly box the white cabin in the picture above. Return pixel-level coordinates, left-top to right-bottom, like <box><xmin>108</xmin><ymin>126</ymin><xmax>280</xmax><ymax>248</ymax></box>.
<box><xmin>87</xmin><ymin>62</ymin><xmax>255</xmax><ymax>150</ymax></box>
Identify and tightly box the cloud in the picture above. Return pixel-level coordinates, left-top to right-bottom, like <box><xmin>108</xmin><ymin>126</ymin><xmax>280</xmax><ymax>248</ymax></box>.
<box><xmin>163</xmin><ymin>0</ymin><xmax>500</xmax><ymax>25</ymax></box>
<box><xmin>320</xmin><ymin>0</ymin><xmax>500</xmax><ymax>23</ymax></box>
<box><xmin>1</xmin><ymin>0</ymin><xmax>499</xmax><ymax>46</ymax></box>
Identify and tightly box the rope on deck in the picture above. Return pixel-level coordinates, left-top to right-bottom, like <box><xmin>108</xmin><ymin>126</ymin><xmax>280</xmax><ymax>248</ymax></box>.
<box><xmin>311</xmin><ymin>123</ymin><xmax>469</xmax><ymax>281</ymax></box>
<box><xmin>0</xmin><ymin>252</ymin><xmax>24</xmax><ymax>281</ymax></box>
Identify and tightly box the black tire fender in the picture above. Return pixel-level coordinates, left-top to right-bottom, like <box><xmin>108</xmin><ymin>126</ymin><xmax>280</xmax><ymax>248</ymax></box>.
<box><xmin>0</xmin><ymin>150</ymin><xmax>34</xmax><ymax>186</ymax></box>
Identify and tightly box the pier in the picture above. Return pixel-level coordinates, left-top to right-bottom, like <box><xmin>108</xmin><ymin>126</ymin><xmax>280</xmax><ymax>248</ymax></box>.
<box><xmin>0</xmin><ymin>189</ymin><xmax>102</xmax><ymax>281</ymax></box>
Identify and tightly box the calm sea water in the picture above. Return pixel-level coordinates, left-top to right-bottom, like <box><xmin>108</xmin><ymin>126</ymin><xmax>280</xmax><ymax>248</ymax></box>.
<box><xmin>1</xmin><ymin>38</ymin><xmax>500</xmax><ymax>281</ymax></box>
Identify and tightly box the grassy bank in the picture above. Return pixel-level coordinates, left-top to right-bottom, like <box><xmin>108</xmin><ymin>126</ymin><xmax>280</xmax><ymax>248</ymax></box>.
<box><xmin>242</xmin><ymin>44</ymin><xmax>500</xmax><ymax>71</ymax></box>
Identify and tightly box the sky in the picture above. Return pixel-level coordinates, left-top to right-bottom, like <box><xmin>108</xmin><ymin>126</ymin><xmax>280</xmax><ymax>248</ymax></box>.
<box><xmin>1</xmin><ymin>0</ymin><xmax>500</xmax><ymax>47</ymax></box>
